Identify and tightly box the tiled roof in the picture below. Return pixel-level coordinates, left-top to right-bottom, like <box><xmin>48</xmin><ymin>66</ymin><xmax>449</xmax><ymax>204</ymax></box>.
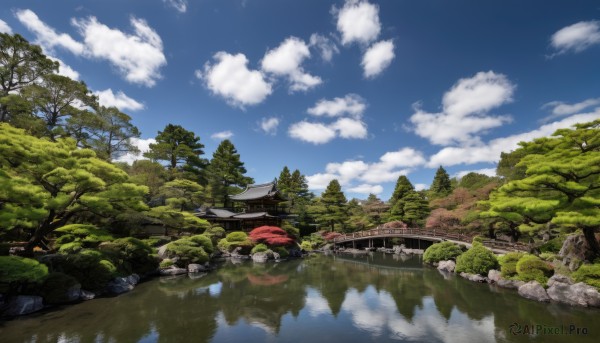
<box><xmin>229</xmin><ymin>182</ymin><xmax>285</xmax><ymax>201</ymax></box>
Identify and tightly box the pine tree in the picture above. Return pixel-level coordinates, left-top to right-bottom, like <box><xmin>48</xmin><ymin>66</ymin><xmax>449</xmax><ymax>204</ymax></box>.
<box><xmin>430</xmin><ymin>166</ymin><xmax>452</xmax><ymax>197</ymax></box>
<box><xmin>389</xmin><ymin>175</ymin><xmax>415</xmax><ymax>220</ymax></box>
<box><xmin>206</xmin><ymin>139</ymin><xmax>254</xmax><ymax>207</ymax></box>
<box><xmin>401</xmin><ymin>191</ymin><xmax>430</xmax><ymax>227</ymax></box>
<box><xmin>317</xmin><ymin>180</ymin><xmax>348</xmax><ymax>232</ymax></box>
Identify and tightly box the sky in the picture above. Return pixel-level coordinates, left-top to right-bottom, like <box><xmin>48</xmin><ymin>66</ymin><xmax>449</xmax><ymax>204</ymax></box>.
<box><xmin>1</xmin><ymin>0</ymin><xmax>599</xmax><ymax>201</ymax></box>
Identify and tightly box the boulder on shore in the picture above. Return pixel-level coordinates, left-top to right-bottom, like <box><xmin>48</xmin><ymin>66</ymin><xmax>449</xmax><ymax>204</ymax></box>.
<box><xmin>496</xmin><ymin>278</ymin><xmax>525</xmax><ymax>289</ymax></box>
<box><xmin>252</xmin><ymin>252</ymin><xmax>269</xmax><ymax>263</ymax></box>
<box><xmin>188</xmin><ymin>264</ymin><xmax>207</xmax><ymax>273</ymax></box>
<box><xmin>107</xmin><ymin>274</ymin><xmax>140</xmax><ymax>294</ymax></box>
<box><xmin>160</xmin><ymin>267</ymin><xmax>187</xmax><ymax>276</ymax></box>
<box><xmin>79</xmin><ymin>290</ymin><xmax>95</xmax><ymax>301</ymax></box>
<box><xmin>547</xmin><ymin>274</ymin><xmax>600</xmax><ymax>307</ymax></box>
<box><xmin>459</xmin><ymin>272</ymin><xmax>488</xmax><ymax>283</ymax></box>
<box><xmin>437</xmin><ymin>260</ymin><xmax>456</xmax><ymax>273</ymax></box>
<box><xmin>3</xmin><ymin>295</ymin><xmax>44</xmax><ymax>316</ymax></box>
<box><xmin>487</xmin><ymin>270</ymin><xmax>502</xmax><ymax>283</ymax></box>
<box><xmin>558</xmin><ymin>234</ymin><xmax>593</xmax><ymax>271</ymax></box>
<box><xmin>518</xmin><ymin>281</ymin><xmax>550</xmax><ymax>302</ymax></box>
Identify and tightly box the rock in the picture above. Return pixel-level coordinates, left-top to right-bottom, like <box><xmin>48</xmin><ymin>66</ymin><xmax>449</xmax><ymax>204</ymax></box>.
<box><xmin>392</xmin><ymin>245</ymin><xmax>404</xmax><ymax>254</ymax></box>
<box><xmin>159</xmin><ymin>267</ymin><xmax>187</xmax><ymax>276</ymax></box>
<box><xmin>487</xmin><ymin>270</ymin><xmax>502</xmax><ymax>283</ymax></box>
<box><xmin>80</xmin><ymin>290</ymin><xmax>95</xmax><ymax>301</ymax></box>
<box><xmin>437</xmin><ymin>260</ymin><xmax>456</xmax><ymax>273</ymax></box>
<box><xmin>558</xmin><ymin>234</ymin><xmax>594</xmax><ymax>271</ymax></box>
<box><xmin>252</xmin><ymin>252</ymin><xmax>269</xmax><ymax>263</ymax></box>
<box><xmin>459</xmin><ymin>272</ymin><xmax>488</xmax><ymax>283</ymax></box>
<box><xmin>272</xmin><ymin>252</ymin><xmax>280</xmax><ymax>260</ymax></box>
<box><xmin>157</xmin><ymin>244</ymin><xmax>169</xmax><ymax>259</ymax></box>
<box><xmin>546</xmin><ymin>275</ymin><xmax>600</xmax><ymax>307</ymax></box>
<box><xmin>188</xmin><ymin>263</ymin><xmax>207</xmax><ymax>273</ymax></box>
<box><xmin>518</xmin><ymin>281</ymin><xmax>550</xmax><ymax>302</ymax></box>
<box><xmin>66</xmin><ymin>284</ymin><xmax>82</xmax><ymax>302</ymax></box>
<box><xmin>3</xmin><ymin>296</ymin><xmax>44</xmax><ymax>316</ymax></box>
<box><xmin>496</xmin><ymin>279</ymin><xmax>525</xmax><ymax>289</ymax></box>
<box><xmin>107</xmin><ymin>274</ymin><xmax>139</xmax><ymax>294</ymax></box>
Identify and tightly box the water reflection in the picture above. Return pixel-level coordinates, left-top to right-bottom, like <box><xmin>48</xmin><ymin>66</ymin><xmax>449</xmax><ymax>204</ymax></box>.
<box><xmin>0</xmin><ymin>254</ymin><xmax>597</xmax><ymax>343</ymax></box>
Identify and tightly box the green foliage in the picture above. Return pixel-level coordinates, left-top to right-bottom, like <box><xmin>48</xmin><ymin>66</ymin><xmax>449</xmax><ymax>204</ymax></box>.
<box><xmin>142</xmin><ymin>236</ymin><xmax>171</xmax><ymax>248</ymax></box>
<box><xmin>49</xmin><ymin>249</ymin><xmax>117</xmax><ymax>292</ymax></box>
<box><xmin>203</xmin><ymin>226</ymin><xmax>226</xmax><ymax>245</ymax></box>
<box><xmin>430</xmin><ymin>166</ymin><xmax>452</xmax><ymax>198</ymax></box>
<box><xmin>539</xmin><ymin>252</ymin><xmax>557</xmax><ymax>261</ymax></box>
<box><xmin>572</xmin><ymin>264</ymin><xmax>600</xmax><ymax>290</ymax></box>
<box><xmin>40</xmin><ymin>272</ymin><xmax>79</xmax><ymax>304</ymax></box>
<box><xmin>189</xmin><ymin>234</ymin><xmax>214</xmax><ymax>254</ymax></box>
<box><xmin>423</xmin><ymin>242</ymin><xmax>463</xmax><ymax>264</ymax></box>
<box><xmin>99</xmin><ymin>237</ymin><xmax>158</xmax><ymax>276</ymax></box>
<box><xmin>226</xmin><ymin>231</ymin><xmax>249</xmax><ymax>242</ymax></box>
<box><xmin>459</xmin><ymin>172</ymin><xmax>498</xmax><ymax>191</ymax></box>
<box><xmin>455</xmin><ymin>243</ymin><xmax>498</xmax><ymax>275</ymax></box>
<box><xmin>206</xmin><ymin>139</ymin><xmax>253</xmax><ymax>207</ymax></box>
<box><xmin>472</xmin><ymin>235</ymin><xmax>484</xmax><ymax>244</ymax></box>
<box><xmin>300</xmin><ymin>240</ymin><xmax>313</xmax><ymax>251</ymax></box>
<box><xmin>499</xmin><ymin>252</ymin><xmax>526</xmax><ymax>278</ymax></box>
<box><xmin>160</xmin><ymin>179</ymin><xmax>205</xmax><ymax>211</ymax></box>
<box><xmin>401</xmin><ymin>191</ymin><xmax>430</xmax><ymax>227</ymax></box>
<box><xmin>251</xmin><ymin>243</ymin><xmax>269</xmax><ymax>254</ymax></box>
<box><xmin>144</xmin><ymin>123</ymin><xmax>207</xmax><ymax>173</ymax></box>
<box><xmin>54</xmin><ymin>224</ymin><xmax>114</xmax><ymax>252</ymax></box>
<box><xmin>273</xmin><ymin>246</ymin><xmax>289</xmax><ymax>258</ymax></box>
<box><xmin>0</xmin><ymin>256</ymin><xmax>49</xmax><ymax>284</ymax></box>
<box><xmin>516</xmin><ymin>254</ymin><xmax>554</xmax><ymax>285</ymax></box>
<box><xmin>281</xmin><ymin>220</ymin><xmax>300</xmax><ymax>238</ymax></box>
<box><xmin>312</xmin><ymin>180</ymin><xmax>348</xmax><ymax>232</ymax></box>
<box><xmin>217</xmin><ymin>231</ymin><xmax>253</xmax><ymax>253</ymax></box>
<box><xmin>539</xmin><ymin>236</ymin><xmax>565</xmax><ymax>253</ymax></box>
<box><xmin>165</xmin><ymin>237</ymin><xmax>209</xmax><ymax>266</ymax></box>
<box><xmin>159</xmin><ymin>259</ymin><xmax>174</xmax><ymax>269</ymax></box>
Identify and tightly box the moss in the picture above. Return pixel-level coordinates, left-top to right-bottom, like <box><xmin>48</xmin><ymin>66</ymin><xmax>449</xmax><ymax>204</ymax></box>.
<box><xmin>572</xmin><ymin>264</ymin><xmax>600</xmax><ymax>290</ymax></box>
<box><xmin>251</xmin><ymin>243</ymin><xmax>269</xmax><ymax>254</ymax></box>
<box><xmin>423</xmin><ymin>241</ymin><xmax>463</xmax><ymax>264</ymax></box>
<box><xmin>455</xmin><ymin>243</ymin><xmax>498</xmax><ymax>275</ymax></box>
<box><xmin>41</xmin><ymin>272</ymin><xmax>79</xmax><ymax>304</ymax></box>
<box><xmin>0</xmin><ymin>256</ymin><xmax>49</xmax><ymax>285</ymax></box>
<box><xmin>499</xmin><ymin>252</ymin><xmax>525</xmax><ymax>279</ymax></box>
<box><xmin>516</xmin><ymin>254</ymin><xmax>554</xmax><ymax>285</ymax></box>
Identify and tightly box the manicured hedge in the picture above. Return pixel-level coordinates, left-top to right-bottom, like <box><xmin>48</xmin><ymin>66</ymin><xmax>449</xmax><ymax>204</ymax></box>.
<box><xmin>455</xmin><ymin>242</ymin><xmax>498</xmax><ymax>275</ymax></box>
<box><xmin>423</xmin><ymin>241</ymin><xmax>463</xmax><ymax>264</ymax></box>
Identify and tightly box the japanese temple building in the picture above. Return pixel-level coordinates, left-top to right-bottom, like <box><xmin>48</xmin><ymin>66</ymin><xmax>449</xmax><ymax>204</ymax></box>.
<box><xmin>196</xmin><ymin>182</ymin><xmax>287</xmax><ymax>231</ymax></box>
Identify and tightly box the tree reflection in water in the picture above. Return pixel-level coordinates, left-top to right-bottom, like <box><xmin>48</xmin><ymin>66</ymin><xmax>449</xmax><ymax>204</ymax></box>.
<box><xmin>1</xmin><ymin>254</ymin><xmax>597</xmax><ymax>343</ymax></box>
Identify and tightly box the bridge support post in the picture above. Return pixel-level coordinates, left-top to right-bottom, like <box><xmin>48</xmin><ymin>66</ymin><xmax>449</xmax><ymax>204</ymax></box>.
<box><xmin>353</xmin><ymin>241</ymin><xmax>355</xmax><ymax>249</ymax></box>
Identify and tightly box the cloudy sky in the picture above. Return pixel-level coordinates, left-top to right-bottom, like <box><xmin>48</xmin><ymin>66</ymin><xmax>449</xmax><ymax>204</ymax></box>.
<box><xmin>2</xmin><ymin>0</ymin><xmax>599</xmax><ymax>200</ymax></box>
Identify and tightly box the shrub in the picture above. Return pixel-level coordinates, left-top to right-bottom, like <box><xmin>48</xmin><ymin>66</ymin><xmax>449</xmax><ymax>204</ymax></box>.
<box><xmin>142</xmin><ymin>236</ymin><xmax>171</xmax><ymax>248</ymax></box>
<box><xmin>226</xmin><ymin>231</ymin><xmax>249</xmax><ymax>242</ymax></box>
<box><xmin>203</xmin><ymin>226</ymin><xmax>226</xmax><ymax>245</ymax></box>
<box><xmin>0</xmin><ymin>256</ymin><xmax>49</xmax><ymax>285</ymax></box>
<box><xmin>41</xmin><ymin>272</ymin><xmax>79</xmax><ymax>304</ymax></box>
<box><xmin>499</xmin><ymin>252</ymin><xmax>525</xmax><ymax>279</ymax></box>
<box><xmin>159</xmin><ymin>259</ymin><xmax>174</xmax><ymax>269</ymax></box>
<box><xmin>99</xmin><ymin>237</ymin><xmax>158</xmax><ymax>276</ymax></box>
<box><xmin>516</xmin><ymin>254</ymin><xmax>554</xmax><ymax>285</ymax></box>
<box><xmin>218</xmin><ymin>231</ymin><xmax>253</xmax><ymax>254</ymax></box>
<box><xmin>472</xmin><ymin>235</ymin><xmax>484</xmax><ymax>244</ymax></box>
<box><xmin>572</xmin><ymin>264</ymin><xmax>600</xmax><ymax>290</ymax></box>
<box><xmin>166</xmin><ymin>238</ymin><xmax>209</xmax><ymax>266</ymax></box>
<box><xmin>539</xmin><ymin>236</ymin><xmax>565</xmax><ymax>253</ymax></box>
<box><xmin>423</xmin><ymin>241</ymin><xmax>463</xmax><ymax>264</ymax></box>
<box><xmin>189</xmin><ymin>235</ymin><xmax>214</xmax><ymax>254</ymax></box>
<box><xmin>249</xmin><ymin>226</ymin><xmax>295</xmax><ymax>246</ymax></box>
<box><xmin>251</xmin><ymin>243</ymin><xmax>269</xmax><ymax>254</ymax></box>
<box><xmin>273</xmin><ymin>246</ymin><xmax>289</xmax><ymax>258</ymax></box>
<box><xmin>455</xmin><ymin>243</ymin><xmax>498</xmax><ymax>275</ymax></box>
<box><xmin>50</xmin><ymin>250</ymin><xmax>116</xmax><ymax>292</ymax></box>
<box><xmin>300</xmin><ymin>240</ymin><xmax>313</xmax><ymax>251</ymax></box>
<box><xmin>539</xmin><ymin>252</ymin><xmax>557</xmax><ymax>261</ymax></box>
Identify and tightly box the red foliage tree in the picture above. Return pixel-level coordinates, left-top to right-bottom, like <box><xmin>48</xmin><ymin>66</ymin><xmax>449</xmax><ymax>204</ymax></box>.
<box><xmin>322</xmin><ymin>232</ymin><xmax>342</xmax><ymax>241</ymax></box>
<box><xmin>249</xmin><ymin>226</ymin><xmax>295</xmax><ymax>246</ymax></box>
<box><xmin>382</xmin><ymin>221</ymin><xmax>408</xmax><ymax>229</ymax></box>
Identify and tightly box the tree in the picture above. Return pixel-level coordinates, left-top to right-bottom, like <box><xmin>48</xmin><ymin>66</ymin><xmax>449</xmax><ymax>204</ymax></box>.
<box><xmin>0</xmin><ymin>124</ymin><xmax>148</xmax><ymax>255</ymax></box>
<box><xmin>0</xmin><ymin>33</ymin><xmax>57</xmax><ymax>122</ymax></box>
<box><xmin>401</xmin><ymin>191</ymin><xmax>430</xmax><ymax>227</ymax></box>
<box><xmin>73</xmin><ymin>106</ymin><xmax>140</xmax><ymax>161</ymax></box>
<box><xmin>278</xmin><ymin>168</ymin><xmax>310</xmax><ymax>212</ymax></box>
<box><xmin>206</xmin><ymin>139</ymin><xmax>253</xmax><ymax>207</ymax></box>
<box><xmin>430</xmin><ymin>166</ymin><xmax>452</xmax><ymax>197</ymax></box>
<box><xmin>315</xmin><ymin>180</ymin><xmax>347</xmax><ymax>232</ymax></box>
<box><xmin>388</xmin><ymin>176</ymin><xmax>415</xmax><ymax>221</ymax></box>
<box><xmin>362</xmin><ymin>194</ymin><xmax>389</xmax><ymax>225</ymax></box>
<box><xmin>485</xmin><ymin>119</ymin><xmax>600</xmax><ymax>257</ymax></box>
<box><xmin>125</xmin><ymin>160</ymin><xmax>169</xmax><ymax>200</ymax></box>
<box><xmin>144</xmin><ymin>124</ymin><xmax>207</xmax><ymax>176</ymax></box>
<box><xmin>159</xmin><ymin>179</ymin><xmax>205</xmax><ymax>212</ymax></box>
<box><xmin>345</xmin><ymin>198</ymin><xmax>372</xmax><ymax>231</ymax></box>
<box><xmin>22</xmin><ymin>74</ymin><xmax>96</xmax><ymax>139</ymax></box>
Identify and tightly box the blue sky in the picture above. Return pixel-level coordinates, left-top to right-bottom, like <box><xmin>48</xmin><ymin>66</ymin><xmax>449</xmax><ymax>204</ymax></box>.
<box><xmin>1</xmin><ymin>0</ymin><xmax>599</xmax><ymax>200</ymax></box>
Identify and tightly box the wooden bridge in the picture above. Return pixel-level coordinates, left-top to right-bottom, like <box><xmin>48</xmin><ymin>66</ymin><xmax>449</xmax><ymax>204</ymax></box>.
<box><xmin>332</xmin><ymin>227</ymin><xmax>530</xmax><ymax>252</ymax></box>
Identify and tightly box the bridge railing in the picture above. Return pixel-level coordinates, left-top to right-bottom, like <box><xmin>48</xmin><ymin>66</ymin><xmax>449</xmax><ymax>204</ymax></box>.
<box><xmin>332</xmin><ymin>226</ymin><xmax>529</xmax><ymax>252</ymax></box>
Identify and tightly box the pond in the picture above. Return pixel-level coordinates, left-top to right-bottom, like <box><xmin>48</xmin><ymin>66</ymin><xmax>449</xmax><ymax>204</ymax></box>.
<box><xmin>0</xmin><ymin>253</ymin><xmax>596</xmax><ymax>343</ymax></box>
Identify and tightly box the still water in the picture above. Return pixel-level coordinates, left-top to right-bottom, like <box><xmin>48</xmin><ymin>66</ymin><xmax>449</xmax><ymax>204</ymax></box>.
<box><xmin>0</xmin><ymin>253</ymin><xmax>597</xmax><ymax>343</ymax></box>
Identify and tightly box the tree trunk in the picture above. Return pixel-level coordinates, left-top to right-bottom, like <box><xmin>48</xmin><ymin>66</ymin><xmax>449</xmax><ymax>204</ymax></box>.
<box><xmin>487</xmin><ymin>223</ymin><xmax>496</xmax><ymax>239</ymax></box>
<box><xmin>583</xmin><ymin>227</ymin><xmax>600</xmax><ymax>258</ymax></box>
<box><xmin>509</xmin><ymin>226</ymin><xmax>520</xmax><ymax>242</ymax></box>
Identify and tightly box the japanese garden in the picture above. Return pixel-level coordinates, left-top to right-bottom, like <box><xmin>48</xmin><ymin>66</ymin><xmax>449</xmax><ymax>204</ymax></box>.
<box><xmin>1</xmin><ymin>2</ymin><xmax>600</xmax><ymax>342</ymax></box>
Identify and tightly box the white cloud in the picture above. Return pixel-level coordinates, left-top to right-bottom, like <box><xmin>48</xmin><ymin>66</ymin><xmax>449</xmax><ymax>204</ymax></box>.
<box><xmin>211</xmin><ymin>130</ymin><xmax>234</xmax><ymax>140</ymax></box>
<box><xmin>362</xmin><ymin>40</ymin><xmax>395</xmax><ymax>78</ymax></box>
<box><xmin>551</xmin><ymin>20</ymin><xmax>600</xmax><ymax>54</ymax></box>
<box><xmin>307</xmin><ymin>94</ymin><xmax>366</xmax><ymax>118</ymax></box>
<box><xmin>94</xmin><ymin>88</ymin><xmax>144</xmax><ymax>111</ymax></box>
<box><xmin>47</xmin><ymin>56</ymin><xmax>80</xmax><ymax>80</ymax></box>
<box><xmin>0</xmin><ymin>19</ymin><xmax>12</xmax><ymax>34</ymax></box>
<box><xmin>331</xmin><ymin>117</ymin><xmax>368</xmax><ymax>139</ymax></box>
<box><xmin>288</xmin><ymin>121</ymin><xmax>336</xmax><ymax>144</ymax></box>
<box><xmin>259</xmin><ymin>117</ymin><xmax>279</xmax><ymax>135</ymax></box>
<box><xmin>163</xmin><ymin>0</ymin><xmax>188</xmax><ymax>13</ymax></box>
<box><xmin>309</xmin><ymin>33</ymin><xmax>339</xmax><ymax>62</ymax></box>
<box><xmin>15</xmin><ymin>9</ymin><xmax>85</xmax><ymax>55</ymax></box>
<box><xmin>114</xmin><ymin>138</ymin><xmax>156</xmax><ymax>164</ymax></box>
<box><xmin>414</xmin><ymin>183</ymin><xmax>428</xmax><ymax>191</ymax></box>
<box><xmin>201</xmin><ymin>52</ymin><xmax>272</xmax><ymax>107</ymax></box>
<box><xmin>334</xmin><ymin>0</ymin><xmax>381</xmax><ymax>46</ymax></box>
<box><xmin>261</xmin><ymin>37</ymin><xmax>322</xmax><ymax>92</ymax></box>
<box><xmin>348</xmin><ymin>184</ymin><xmax>383</xmax><ymax>195</ymax></box>
<box><xmin>306</xmin><ymin>148</ymin><xmax>425</xmax><ymax>190</ymax></box>
<box><xmin>410</xmin><ymin>71</ymin><xmax>515</xmax><ymax>146</ymax></box>
<box><xmin>427</xmin><ymin>109</ymin><xmax>600</xmax><ymax>167</ymax></box>
<box><xmin>455</xmin><ymin>168</ymin><xmax>497</xmax><ymax>179</ymax></box>
<box><xmin>72</xmin><ymin>16</ymin><xmax>166</xmax><ymax>87</ymax></box>
<box><xmin>542</xmin><ymin>97</ymin><xmax>600</xmax><ymax>122</ymax></box>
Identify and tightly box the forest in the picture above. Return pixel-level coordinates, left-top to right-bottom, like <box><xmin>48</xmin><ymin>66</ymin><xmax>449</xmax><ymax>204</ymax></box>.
<box><xmin>1</xmin><ymin>32</ymin><xmax>599</xmax><ymax>310</ymax></box>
